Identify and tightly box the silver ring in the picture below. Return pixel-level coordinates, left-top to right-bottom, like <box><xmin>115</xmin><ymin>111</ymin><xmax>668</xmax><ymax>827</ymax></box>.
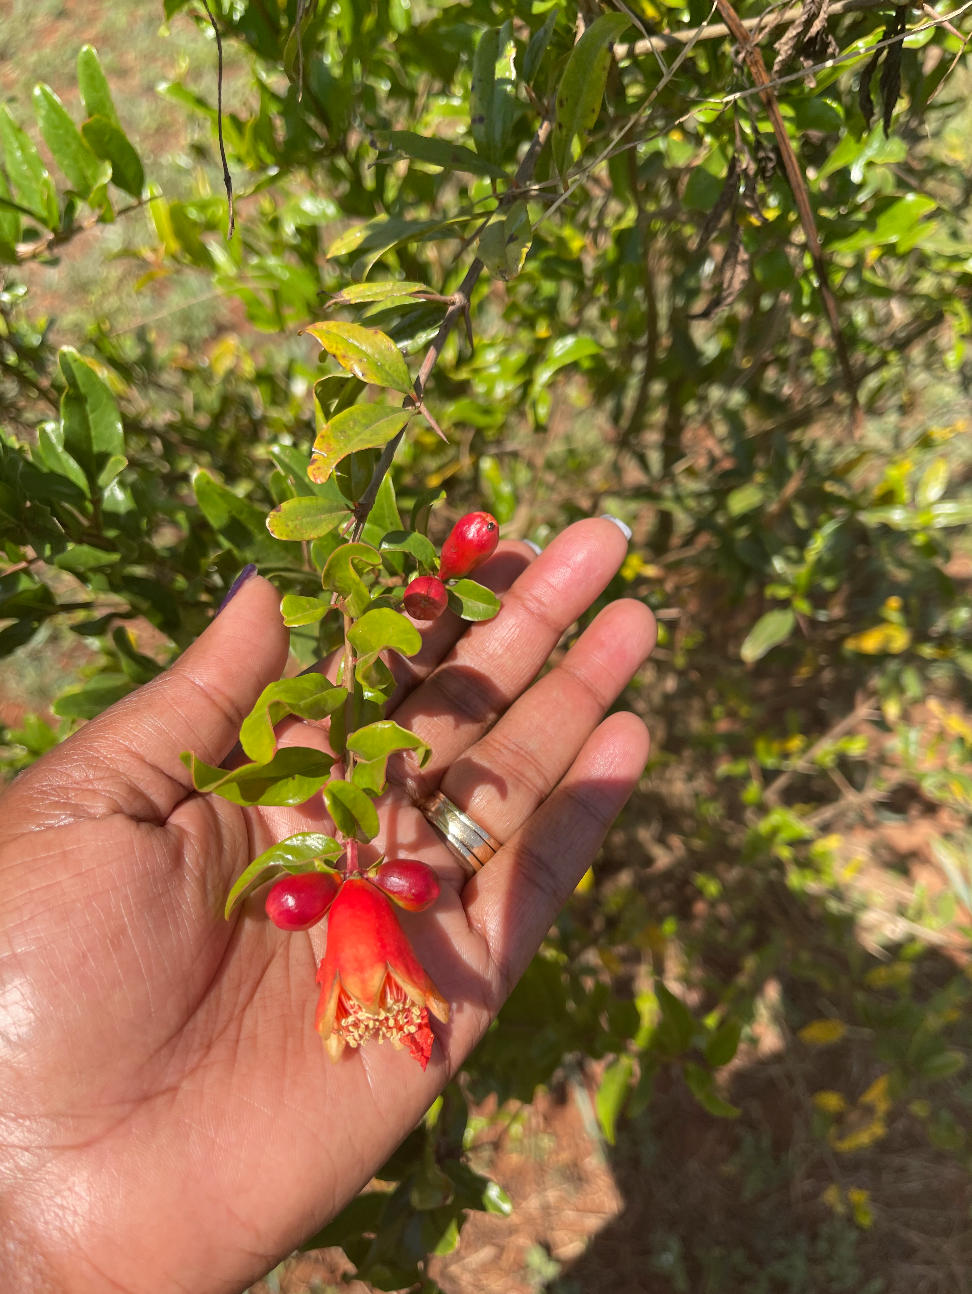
<box><xmin>419</xmin><ymin>789</ymin><xmax>500</xmax><ymax>879</ymax></box>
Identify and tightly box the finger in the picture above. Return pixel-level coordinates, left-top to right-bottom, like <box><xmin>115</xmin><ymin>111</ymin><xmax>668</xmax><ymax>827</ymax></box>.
<box><xmin>440</xmin><ymin>597</ymin><xmax>655</xmax><ymax>840</ymax></box>
<box><xmin>465</xmin><ymin>711</ymin><xmax>650</xmax><ymax>999</ymax></box>
<box><xmin>8</xmin><ymin>577</ymin><xmax>289</xmax><ymax>825</ymax></box>
<box><xmin>388</xmin><ymin>518</ymin><xmax>631</xmax><ymax>801</ymax></box>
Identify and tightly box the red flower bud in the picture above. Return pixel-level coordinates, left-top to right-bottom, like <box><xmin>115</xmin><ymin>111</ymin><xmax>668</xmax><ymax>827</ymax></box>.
<box><xmin>316</xmin><ymin>876</ymin><xmax>449</xmax><ymax>1069</ymax></box>
<box><xmin>266</xmin><ymin>871</ymin><xmax>340</xmax><ymax>931</ymax></box>
<box><xmin>439</xmin><ymin>511</ymin><xmax>499</xmax><ymax>581</ymax></box>
<box><xmin>403</xmin><ymin>575</ymin><xmax>448</xmax><ymax>621</ymax></box>
<box><xmin>371</xmin><ymin>859</ymin><xmax>441</xmax><ymax>911</ymax></box>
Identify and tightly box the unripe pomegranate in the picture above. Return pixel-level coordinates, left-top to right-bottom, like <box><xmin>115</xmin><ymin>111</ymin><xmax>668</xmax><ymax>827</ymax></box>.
<box><xmin>403</xmin><ymin>575</ymin><xmax>448</xmax><ymax>621</ymax></box>
<box><xmin>439</xmin><ymin>511</ymin><xmax>499</xmax><ymax>582</ymax></box>
<box><xmin>266</xmin><ymin>871</ymin><xmax>340</xmax><ymax>930</ymax></box>
<box><xmin>370</xmin><ymin>859</ymin><xmax>441</xmax><ymax>912</ymax></box>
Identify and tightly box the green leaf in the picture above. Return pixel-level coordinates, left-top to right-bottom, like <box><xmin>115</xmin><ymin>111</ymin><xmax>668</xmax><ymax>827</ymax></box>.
<box><xmin>33</xmin><ymin>84</ymin><xmax>103</xmax><ymax>201</ymax></box>
<box><xmin>915</xmin><ymin>458</ymin><xmax>949</xmax><ymax>508</ymax></box>
<box><xmin>704</xmin><ymin>1018</ymin><xmax>742</xmax><ymax>1068</ymax></box>
<box><xmin>740</xmin><ymin>608</ymin><xmax>796</xmax><ymax>664</ymax></box>
<box><xmin>482</xmin><ymin>1180</ymin><xmax>513</xmax><ymax>1216</ymax></box>
<box><xmin>81</xmin><ymin>116</ymin><xmax>144</xmax><ymax>198</ymax></box>
<box><xmin>551</xmin><ymin>13</ymin><xmax>630</xmax><ymax>178</ymax></box>
<box><xmin>470</xmin><ymin>22</ymin><xmax>516</xmax><ymax>165</ymax></box>
<box><xmin>523</xmin><ymin>7</ymin><xmax>560</xmax><ymax>86</ymax></box>
<box><xmin>530</xmin><ymin>334</ymin><xmax>602</xmax><ymax>397</ymax></box>
<box><xmin>59</xmin><ymin>347</ymin><xmax>124</xmax><ymax>461</ymax></box>
<box><xmin>348</xmin><ymin>607</ymin><xmax>423</xmax><ymax>658</ymax></box>
<box><xmin>37</xmin><ymin>425</ymin><xmax>89</xmax><ymax>496</ymax></box>
<box><xmin>410</xmin><ymin>486</ymin><xmax>445</xmax><ymax>536</ymax></box>
<box><xmin>280</xmin><ymin>594</ymin><xmax>330</xmax><ymax>628</ymax></box>
<box><xmin>683</xmin><ymin>1062</ymin><xmax>741</xmax><ymax>1119</ymax></box>
<box><xmin>364</xmin><ymin>473</ymin><xmax>402</xmax><ymax>539</ymax></box>
<box><xmin>54</xmin><ymin>672</ymin><xmax>135</xmax><ymax>719</ymax></box>
<box><xmin>329</xmin><ymin>280</ymin><xmax>428</xmax><ymax>306</ymax></box>
<box><xmin>478</xmin><ymin>200</ymin><xmax>532</xmax><ymax>282</ymax></box>
<box><xmin>308</xmin><ymin>404</ymin><xmax>414</xmax><ymax>487</ymax></box>
<box><xmin>321</xmin><ymin>541</ymin><xmax>384</xmax><ymax>619</ymax></box>
<box><xmin>726</xmin><ymin>482</ymin><xmax>764</xmax><ymax>517</ymax></box>
<box><xmin>267</xmin><ymin>494</ymin><xmax>349</xmax><ymax>541</ymax></box>
<box><xmin>653</xmin><ymin>983</ymin><xmax>696</xmax><ymax>1057</ymax></box>
<box><xmin>53</xmin><ymin>544</ymin><xmax>120</xmax><ymax>573</ymax></box>
<box><xmin>304</xmin><ymin>321</ymin><xmax>413</xmax><ymax>393</ymax></box>
<box><xmin>349</xmin><ymin>607</ymin><xmax>423</xmax><ymax>704</ymax></box>
<box><xmin>927</xmin><ymin>501</ymin><xmax>972</xmax><ymax>528</ymax></box>
<box><xmin>596</xmin><ymin>1054</ymin><xmax>634</xmax><ymax>1144</ymax></box>
<box><xmin>325</xmin><ymin>214</ymin><xmax>470</xmax><ymax>276</ymax></box>
<box><xmin>324</xmin><ymin>778</ymin><xmax>380</xmax><ymax>839</ymax></box>
<box><xmin>379</xmin><ymin>529</ymin><xmax>438</xmax><ymax>574</ymax></box>
<box><xmin>194</xmin><ymin>471</ymin><xmax>293</xmax><ymax>564</ymax></box>
<box><xmin>378</xmin><ymin>130</ymin><xmax>508</xmax><ymax>181</ymax></box>
<box><xmin>77</xmin><ymin>46</ymin><xmax>120</xmax><ymax>127</ymax></box>
<box><xmin>446</xmin><ymin>579</ymin><xmax>501</xmax><ymax>622</ymax></box>
<box><xmin>180</xmin><ymin>746</ymin><xmax>335</xmax><ymax>807</ymax></box>
<box><xmin>348</xmin><ymin>719</ymin><xmax>431</xmax><ymax>794</ymax></box>
<box><xmin>224</xmin><ymin>831</ymin><xmax>342</xmax><ymax>917</ymax></box>
<box><xmin>0</xmin><ymin>104</ymin><xmax>58</xmax><ymax>228</ymax></box>
<box><xmin>239</xmin><ymin>675</ymin><xmax>347</xmax><ymax>764</ymax></box>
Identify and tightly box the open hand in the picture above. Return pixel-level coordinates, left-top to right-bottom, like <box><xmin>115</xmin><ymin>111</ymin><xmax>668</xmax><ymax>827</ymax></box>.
<box><xmin>0</xmin><ymin>518</ymin><xmax>654</xmax><ymax>1294</ymax></box>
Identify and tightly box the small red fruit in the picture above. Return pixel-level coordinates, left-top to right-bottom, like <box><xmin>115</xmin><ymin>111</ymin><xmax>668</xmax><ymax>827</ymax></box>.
<box><xmin>266</xmin><ymin>872</ymin><xmax>340</xmax><ymax>931</ymax></box>
<box><xmin>371</xmin><ymin>859</ymin><xmax>441</xmax><ymax>911</ymax></box>
<box><xmin>439</xmin><ymin>511</ymin><xmax>499</xmax><ymax>582</ymax></box>
<box><xmin>403</xmin><ymin>575</ymin><xmax>448</xmax><ymax>621</ymax></box>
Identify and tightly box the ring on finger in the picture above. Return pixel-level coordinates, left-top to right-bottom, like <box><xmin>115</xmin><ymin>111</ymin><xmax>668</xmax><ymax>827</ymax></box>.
<box><xmin>418</xmin><ymin>789</ymin><xmax>500</xmax><ymax>880</ymax></box>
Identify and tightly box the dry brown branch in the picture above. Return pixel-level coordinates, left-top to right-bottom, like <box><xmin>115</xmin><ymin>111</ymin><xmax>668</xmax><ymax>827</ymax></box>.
<box><xmin>764</xmin><ymin>692</ymin><xmax>878</xmax><ymax>805</ymax></box>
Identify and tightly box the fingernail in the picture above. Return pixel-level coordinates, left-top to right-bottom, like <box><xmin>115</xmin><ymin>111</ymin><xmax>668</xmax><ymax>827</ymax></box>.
<box><xmin>216</xmin><ymin>563</ymin><xmax>257</xmax><ymax>615</ymax></box>
<box><xmin>522</xmin><ymin>539</ymin><xmax>542</xmax><ymax>556</ymax></box>
<box><xmin>600</xmin><ymin>514</ymin><xmax>632</xmax><ymax>542</ymax></box>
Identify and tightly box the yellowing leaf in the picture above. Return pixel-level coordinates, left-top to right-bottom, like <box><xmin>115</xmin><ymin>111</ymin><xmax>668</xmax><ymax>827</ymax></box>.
<box><xmin>799</xmin><ymin>1019</ymin><xmax>847</xmax><ymax>1047</ymax></box>
<box><xmin>843</xmin><ymin>623</ymin><xmax>911</xmax><ymax>655</ymax></box>
<box><xmin>308</xmin><ymin>404</ymin><xmax>414</xmax><ymax>486</ymax></box>
<box><xmin>304</xmin><ymin>321</ymin><xmax>412</xmax><ymax>393</ymax></box>
<box><xmin>813</xmin><ymin>1090</ymin><xmax>848</xmax><ymax>1115</ymax></box>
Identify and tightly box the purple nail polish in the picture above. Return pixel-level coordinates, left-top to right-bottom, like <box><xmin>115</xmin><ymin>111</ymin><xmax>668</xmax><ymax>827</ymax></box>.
<box><xmin>216</xmin><ymin>564</ymin><xmax>257</xmax><ymax>615</ymax></box>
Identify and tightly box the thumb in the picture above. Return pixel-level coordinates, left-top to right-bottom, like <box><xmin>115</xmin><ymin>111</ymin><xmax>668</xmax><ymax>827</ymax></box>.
<box><xmin>9</xmin><ymin>575</ymin><xmax>289</xmax><ymax>824</ymax></box>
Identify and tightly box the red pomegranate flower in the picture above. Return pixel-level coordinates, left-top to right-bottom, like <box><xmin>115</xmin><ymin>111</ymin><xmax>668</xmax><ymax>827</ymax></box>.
<box><xmin>315</xmin><ymin>876</ymin><xmax>449</xmax><ymax>1070</ymax></box>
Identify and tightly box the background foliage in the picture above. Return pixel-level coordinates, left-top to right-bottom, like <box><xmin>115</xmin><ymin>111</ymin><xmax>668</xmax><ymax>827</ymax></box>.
<box><xmin>3</xmin><ymin>0</ymin><xmax>972</xmax><ymax>1287</ymax></box>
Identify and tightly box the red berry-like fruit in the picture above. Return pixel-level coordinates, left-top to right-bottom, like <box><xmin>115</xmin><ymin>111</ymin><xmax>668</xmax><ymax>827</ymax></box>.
<box><xmin>370</xmin><ymin>860</ymin><xmax>441</xmax><ymax>912</ymax></box>
<box><xmin>266</xmin><ymin>872</ymin><xmax>340</xmax><ymax>931</ymax></box>
<box><xmin>403</xmin><ymin>575</ymin><xmax>448</xmax><ymax>621</ymax></box>
<box><xmin>439</xmin><ymin>511</ymin><xmax>499</xmax><ymax>582</ymax></box>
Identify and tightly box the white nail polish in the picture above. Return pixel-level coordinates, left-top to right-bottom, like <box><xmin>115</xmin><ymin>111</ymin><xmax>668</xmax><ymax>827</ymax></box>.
<box><xmin>600</xmin><ymin>514</ymin><xmax>632</xmax><ymax>542</ymax></box>
<box><xmin>522</xmin><ymin>539</ymin><xmax>542</xmax><ymax>555</ymax></box>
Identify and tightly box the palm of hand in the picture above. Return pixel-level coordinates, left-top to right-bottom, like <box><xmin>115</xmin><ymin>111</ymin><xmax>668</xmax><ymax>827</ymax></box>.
<box><xmin>0</xmin><ymin>521</ymin><xmax>653</xmax><ymax>1294</ymax></box>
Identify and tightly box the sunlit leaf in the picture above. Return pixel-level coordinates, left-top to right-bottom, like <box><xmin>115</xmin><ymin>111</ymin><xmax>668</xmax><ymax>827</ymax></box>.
<box><xmin>280</xmin><ymin>594</ymin><xmax>330</xmax><ymax>627</ymax></box>
<box><xmin>348</xmin><ymin>719</ymin><xmax>430</xmax><ymax>794</ymax></box>
<box><xmin>224</xmin><ymin>831</ymin><xmax>342</xmax><ymax>918</ymax></box>
<box><xmin>377</xmin><ymin>130</ymin><xmax>508</xmax><ymax>180</ymax></box>
<box><xmin>321</xmin><ymin>541</ymin><xmax>384</xmax><ymax>619</ymax></box>
<box><xmin>304</xmin><ymin>321</ymin><xmax>412</xmax><ymax>393</ymax></box>
<box><xmin>33</xmin><ymin>84</ymin><xmax>104</xmax><ymax>201</ymax></box>
<box><xmin>683</xmin><ymin>1061</ymin><xmax>741</xmax><ymax>1119</ymax></box>
<box><xmin>267</xmin><ymin>495</ymin><xmax>349</xmax><ymax>540</ymax></box>
<box><xmin>309</xmin><ymin>404</ymin><xmax>414</xmax><ymax>487</ymax></box>
<box><xmin>180</xmin><ymin>746</ymin><xmax>334</xmax><ymax>806</ymax></box>
<box><xmin>596</xmin><ymin>1054</ymin><xmax>634</xmax><ymax>1144</ymax></box>
<box><xmin>446</xmin><ymin>579</ymin><xmax>501</xmax><ymax>622</ymax></box>
<box><xmin>77</xmin><ymin>45</ymin><xmax>120</xmax><ymax>127</ymax></box>
<box><xmin>843</xmin><ymin>623</ymin><xmax>911</xmax><ymax>655</ymax></box>
<box><xmin>740</xmin><ymin>608</ymin><xmax>796</xmax><ymax>664</ymax></box>
<box><xmin>239</xmin><ymin>675</ymin><xmax>346</xmax><ymax>764</ymax></box>
<box><xmin>324</xmin><ymin>778</ymin><xmax>380</xmax><ymax>839</ymax></box>
<box><xmin>798</xmin><ymin>1019</ymin><xmax>848</xmax><ymax>1046</ymax></box>
<box><xmin>80</xmin><ymin>115</ymin><xmax>144</xmax><ymax>197</ymax></box>
<box><xmin>551</xmin><ymin>13</ymin><xmax>630</xmax><ymax>177</ymax></box>
<box><xmin>379</xmin><ymin>529</ymin><xmax>438</xmax><ymax>573</ymax></box>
